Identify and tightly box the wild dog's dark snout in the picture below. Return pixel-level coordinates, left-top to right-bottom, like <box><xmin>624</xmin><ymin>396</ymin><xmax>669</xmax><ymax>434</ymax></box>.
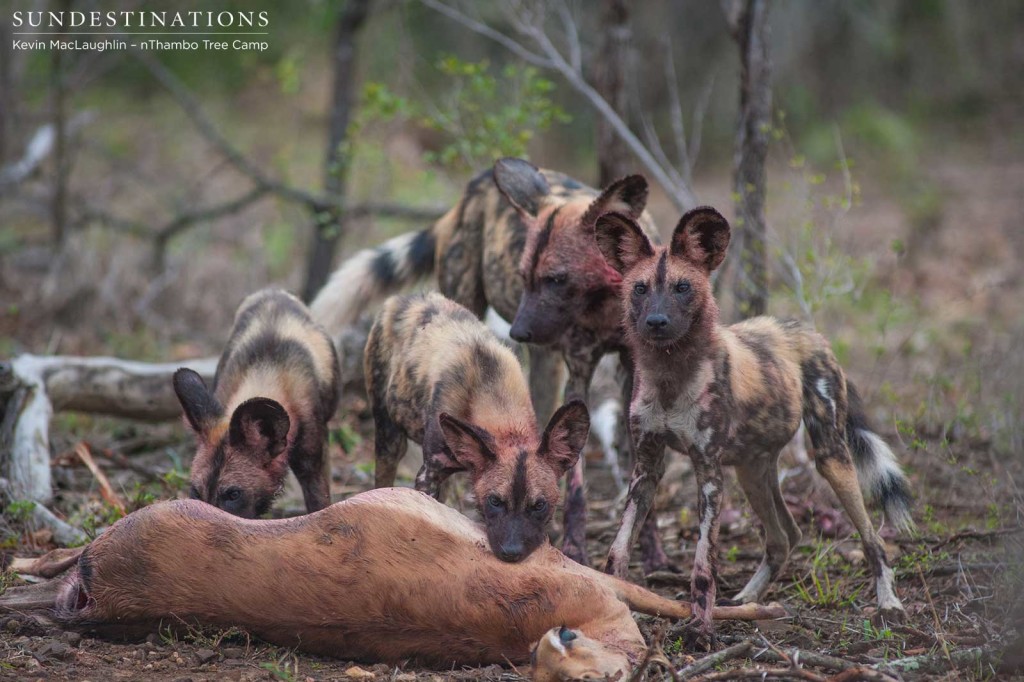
<box><xmin>645</xmin><ymin>314</ymin><xmax>669</xmax><ymax>329</ymax></box>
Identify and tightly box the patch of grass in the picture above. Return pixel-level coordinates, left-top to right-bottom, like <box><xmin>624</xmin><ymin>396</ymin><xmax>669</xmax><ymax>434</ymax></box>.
<box><xmin>330</xmin><ymin>424</ymin><xmax>362</xmax><ymax>453</ymax></box>
<box><xmin>261</xmin><ymin>649</ymin><xmax>300</xmax><ymax>682</ymax></box>
<box><xmin>791</xmin><ymin>540</ymin><xmax>865</xmax><ymax>609</ymax></box>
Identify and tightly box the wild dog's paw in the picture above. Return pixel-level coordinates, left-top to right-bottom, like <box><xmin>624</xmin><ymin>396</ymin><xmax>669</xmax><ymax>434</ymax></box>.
<box><xmin>868</xmin><ymin>604</ymin><xmax>907</xmax><ymax>628</ymax></box>
<box><xmin>680</xmin><ymin>619</ymin><xmax>716</xmax><ymax>652</ymax></box>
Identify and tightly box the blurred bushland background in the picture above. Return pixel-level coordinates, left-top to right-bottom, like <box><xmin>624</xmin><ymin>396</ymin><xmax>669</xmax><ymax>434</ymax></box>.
<box><xmin>2</xmin><ymin>1</ymin><xmax>1024</xmax><ymax>677</ymax></box>
<box><xmin>3</xmin><ymin>0</ymin><xmax>1021</xmax><ymax>453</ymax></box>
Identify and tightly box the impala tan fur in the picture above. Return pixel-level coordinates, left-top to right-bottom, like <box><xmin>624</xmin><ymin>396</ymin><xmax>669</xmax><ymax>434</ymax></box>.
<box><xmin>1</xmin><ymin>488</ymin><xmax>785</xmax><ymax>678</ymax></box>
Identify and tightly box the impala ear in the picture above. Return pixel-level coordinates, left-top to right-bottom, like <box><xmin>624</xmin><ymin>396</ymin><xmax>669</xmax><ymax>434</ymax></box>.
<box><xmin>494</xmin><ymin>157</ymin><xmax>551</xmax><ymax>218</ymax></box>
<box><xmin>594</xmin><ymin>211</ymin><xmax>655</xmax><ymax>274</ymax></box>
<box><xmin>670</xmin><ymin>207</ymin><xmax>731</xmax><ymax>272</ymax></box>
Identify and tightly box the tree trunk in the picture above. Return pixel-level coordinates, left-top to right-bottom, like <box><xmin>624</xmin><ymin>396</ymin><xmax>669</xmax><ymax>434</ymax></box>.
<box><xmin>720</xmin><ymin>0</ymin><xmax>771</xmax><ymax>320</ymax></box>
<box><xmin>0</xmin><ymin>20</ymin><xmax>12</xmax><ymax>165</ymax></box>
<box><xmin>50</xmin><ymin>0</ymin><xmax>74</xmax><ymax>245</ymax></box>
<box><xmin>594</xmin><ymin>0</ymin><xmax>632</xmax><ymax>186</ymax></box>
<box><xmin>302</xmin><ymin>0</ymin><xmax>373</xmax><ymax>302</ymax></box>
<box><xmin>0</xmin><ymin>355</ymin><xmax>218</xmax><ymax>503</ymax></box>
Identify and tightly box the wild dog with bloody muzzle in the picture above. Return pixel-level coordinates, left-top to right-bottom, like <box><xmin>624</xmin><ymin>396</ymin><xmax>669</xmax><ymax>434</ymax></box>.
<box><xmin>173</xmin><ymin>288</ymin><xmax>340</xmax><ymax>517</ymax></box>
<box><xmin>365</xmin><ymin>292</ymin><xmax>590</xmax><ymax>562</ymax></box>
<box><xmin>311</xmin><ymin>158</ymin><xmax>660</xmax><ymax>565</ymax></box>
<box><xmin>2</xmin><ymin>489</ymin><xmax>785</xmax><ymax>678</ymax></box>
<box><xmin>594</xmin><ymin>207</ymin><xmax>913</xmax><ymax>645</ymax></box>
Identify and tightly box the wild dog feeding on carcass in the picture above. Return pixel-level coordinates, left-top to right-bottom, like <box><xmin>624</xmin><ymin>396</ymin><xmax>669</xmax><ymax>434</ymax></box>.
<box><xmin>1</xmin><ymin>488</ymin><xmax>785</xmax><ymax>678</ymax></box>
<box><xmin>173</xmin><ymin>288</ymin><xmax>340</xmax><ymax>517</ymax></box>
<box><xmin>365</xmin><ymin>292</ymin><xmax>590</xmax><ymax>562</ymax></box>
<box><xmin>311</xmin><ymin>158</ymin><xmax>663</xmax><ymax>565</ymax></box>
<box><xmin>594</xmin><ymin>207</ymin><xmax>914</xmax><ymax>644</ymax></box>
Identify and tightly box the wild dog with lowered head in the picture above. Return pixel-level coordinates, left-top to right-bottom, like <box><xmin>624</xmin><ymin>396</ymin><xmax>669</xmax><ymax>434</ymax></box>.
<box><xmin>365</xmin><ymin>292</ymin><xmax>589</xmax><ymax>562</ymax></box>
<box><xmin>173</xmin><ymin>288</ymin><xmax>340</xmax><ymax>517</ymax></box>
<box><xmin>593</xmin><ymin>207</ymin><xmax>913</xmax><ymax>644</ymax></box>
<box><xmin>311</xmin><ymin>158</ymin><xmax>660</xmax><ymax>565</ymax></box>
<box><xmin>1</xmin><ymin>489</ymin><xmax>785</xmax><ymax>678</ymax></box>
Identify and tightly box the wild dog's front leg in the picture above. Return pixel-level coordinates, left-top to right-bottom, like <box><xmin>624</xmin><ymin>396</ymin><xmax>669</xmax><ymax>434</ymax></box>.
<box><xmin>604</xmin><ymin>429</ymin><xmax>667</xmax><ymax>578</ymax></box>
<box><xmin>413</xmin><ymin>418</ymin><xmax>462</xmax><ymax>499</ymax></box>
<box><xmin>686</xmin><ymin>452</ymin><xmax>725</xmax><ymax>649</ymax></box>
<box><xmin>528</xmin><ymin>347</ymin><xmax>564</xmax><ymax>425</ymax></box>
<box><xmin>559</xmin><ymin>343</ymin><xmax>602</xmax><ymax>565</ymax></box>
<box><xmin>291</xmin><ymin>428</ymin><xmax>333</xmax><ymax>512</ymax></box>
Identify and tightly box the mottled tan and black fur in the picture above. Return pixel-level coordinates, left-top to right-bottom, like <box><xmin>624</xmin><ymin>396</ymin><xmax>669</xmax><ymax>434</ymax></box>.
<box><xmin>594</xmin><ymin>208</ymin><xmax>913</xmax><ymax>645</ymax></box>
<box><xmin>311</xmin><ymin>159</ymin><xmax>660</xmax><ymax>566</ymax></box>
<box><xmin>174</xmin><ymin>288</ymin><xmax>340</xmax><ymax>518</ymax></box>
<box><xmin>365</xmin><ymin>293</ymin><xmax>590</xmax><ymax>562</ymax></box>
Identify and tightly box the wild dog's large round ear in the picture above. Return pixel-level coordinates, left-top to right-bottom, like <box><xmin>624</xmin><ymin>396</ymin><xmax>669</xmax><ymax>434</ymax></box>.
<box><xmin>228</xmin><ymin>397</ymin><xmax>290</xmax><ymax>464</ymax></box>
<box><xmin>494</xmin><ymin>157</ymin><xmax>551</xmax><ymax>218</ymax></box>
<box><xmin>582</xmin><ymin>174</ymin><xmax>649</xmax><ymax>227</ymax></box>
<box><xmin>594</xmin><ymin>211</ymin><xmax>655</xmax><ymax>274</ymax></box>
<box><xmin>540</xmin><ymin>400</ymin><xmax>591</xmax><ymax>476</ymax></box>
<box><xmin>172</xmin><ymin>368</ymin><xmax>224</xmax><ymax>434</ymax></box>
<box><xmin>437</xmin><ymin>413</ymin><xmax>497</xmax><ymax>473</ymax></box>
<box><xmin>670</xmin><ymin>206</ymin><xmax>731</xmax><ymax>272</ymax></box>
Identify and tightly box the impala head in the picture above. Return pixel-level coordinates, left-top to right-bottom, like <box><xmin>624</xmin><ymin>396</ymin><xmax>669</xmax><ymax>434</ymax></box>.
<box><xmin>531</xmin><ymin>626</ymin><xmax>631</xmax><ymax>682</ymax></box>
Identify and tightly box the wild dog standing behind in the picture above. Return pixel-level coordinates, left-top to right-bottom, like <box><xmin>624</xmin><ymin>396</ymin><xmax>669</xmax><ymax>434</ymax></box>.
<box><xmin>173</xmin><ymin>289</ymin><xmax>340</xmax><ymax>517</ymax></box>
<box><xmin>365</xmin><ymin>292</ymin><xmax>590</xmax><ymax>562</ymax></box>
<box><xmin>311</xmin><ymin>158</ymin><xmax>660</xmax><ymax>566</ymax></box>
<box><xmin>594</xmin><ymin>208</ymin><xmax>913</xmax><ymax>644</ymax></box>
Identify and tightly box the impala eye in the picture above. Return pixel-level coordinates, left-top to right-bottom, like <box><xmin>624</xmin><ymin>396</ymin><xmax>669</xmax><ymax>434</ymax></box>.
<box><xmin>559</xmin><ymin>626</ymin><xmax>577</xmax><ymax>644</ymax></box>
<box><xmin>633</xmin><ymin>283</ymin><xmax>648</xmax><ymax>295</ymax></box>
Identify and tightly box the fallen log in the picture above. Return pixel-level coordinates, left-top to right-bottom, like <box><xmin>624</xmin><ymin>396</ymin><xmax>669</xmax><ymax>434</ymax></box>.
<box><xmin>0</xmin><ymin>354</ymin><xmax>217</xmax><ymax>503</ymax></box>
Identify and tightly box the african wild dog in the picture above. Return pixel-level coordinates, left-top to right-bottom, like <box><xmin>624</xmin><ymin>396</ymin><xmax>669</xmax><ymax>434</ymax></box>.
<box><xmin>310</xmin><ymin>158</ymin><xmax>660</xmax><ymax>565</ymax></box>
<box><xmin>2</xmin><ymin>490</ymin><xmax>784</xmax><ymax>675</ymax></box>
<box><xmin>594</xmin><ymin>207</ymin><xmax>913</xmax><ymax>644</ymax></box>
<box><xmin>365</xmin><ymin>292</ymin><xmax>590</xmax><ymax>562</ymax></box>
<box><xmin>173</xmin><ymin>288</ymin><xmax>340</xmax><ymax>518</ymax></box>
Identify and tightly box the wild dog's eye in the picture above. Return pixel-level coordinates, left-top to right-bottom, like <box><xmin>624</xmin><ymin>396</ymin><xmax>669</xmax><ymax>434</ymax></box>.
<box><xmin>544</xmin><ymin>273</ymin><xmax>568</xmax><ymax>286</ymax></box>
<box><xmin>633</xmin><ymin>282</ymin><xmax>648</xmax><ymax>295</ymax></box>
<box><xmin>531</xmin><ymin>499</ymin><xmax>549</xmax><ymax>514</ymax></box>
<box><xmin>486</xmin><ymin>494</ymin><xmax>504</xmax><ymax>509</ymax></box>
<box><xmin>675</xmin><ymin>280</ymin><xmax>691</xmax><ymax>294</ymax></box>
<box><xmin>222</xmin><ymin>488</ymin><xmax>242</xmax><ymax>503</ymax></box>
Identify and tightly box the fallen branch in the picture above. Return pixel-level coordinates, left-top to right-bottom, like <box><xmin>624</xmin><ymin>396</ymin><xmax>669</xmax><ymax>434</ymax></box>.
<box><xmin>876</xmin><ymin>646</ymin><xmax>994</xmax><ymax>676</ymax></box>
<box><xmin>0</xmin><ymin>354</ymin><xmax>216</xmax><ymax>503</ymax></box>
<box><xmin>932</xmin><ymin>526</ymin><xmax>1024</xmax><ymax>550</ymax></box>
<box><xmin>73</xmin><ymin>442</ymin><xmax>125</xmax><ymax>514</ymax></box>
<box><xmin>678</xmin><ymin>639</ymin><xmax>752</xmax><ymax>679</ymax></box>
<box><xmin>0</xmin><ymin>111</ymin><xmax>94</xmax><ymax>189</ymax></box>
<box><xmin>0</xmin><ymin>479</ymin><xmax>87</xmax><ymax>547</ymax></box>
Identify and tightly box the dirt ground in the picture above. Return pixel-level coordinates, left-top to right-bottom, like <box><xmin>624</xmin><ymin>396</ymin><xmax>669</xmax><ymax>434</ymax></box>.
<box><xmin>2</xmin><ymin>142</ymin><xmax>1023</xmax><ymax>680</ymax></box>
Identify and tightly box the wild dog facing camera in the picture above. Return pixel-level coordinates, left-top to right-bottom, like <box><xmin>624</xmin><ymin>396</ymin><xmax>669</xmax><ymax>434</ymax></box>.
<box><xmin>438</xmin><ymin>400</ymin><xmax>591</xmax><ymax>562</ymax></box>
